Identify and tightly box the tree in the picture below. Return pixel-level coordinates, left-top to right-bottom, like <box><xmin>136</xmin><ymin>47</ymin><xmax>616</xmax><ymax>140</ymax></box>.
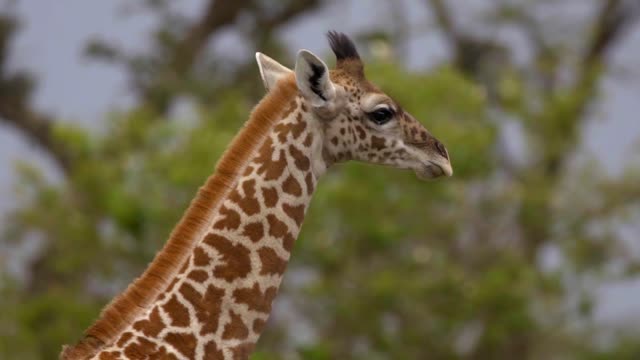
<box><xmin>1</xmin><ymin>1</ymin><xmax>639</xmax><ymax>359</ymax></box>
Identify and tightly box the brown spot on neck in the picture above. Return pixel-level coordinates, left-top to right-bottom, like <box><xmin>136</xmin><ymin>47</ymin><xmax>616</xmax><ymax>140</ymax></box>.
<box><xmin>258</xmin><ymin>247</ymin><xmax>288</xmax><ymax>275</ymax></box>
<box><xmin>229</xmin><ymin>179</ymin><xmax>261</xmax><ymax>216</ymax></box>
<box><xmin>203</xmin><ymin>234</ymin><xmax>252</xmax><ymax>282</ymax></box>
<box><xmin>204</xmin><ymin>341</ymin><xmax>224</xmax><ymax>360</ymax></box>
<box><xmin>232</xmin><ymin>284</ymin><xmax>279</xmax><ymax>313</ymax></box>
<box><xmin>230</xmin><ymin>342</ymin><xmax>256</xmax><ymax>360</ymax></box>
<box><xmin>283</xmin><ymin>203</ymin><xmax>305</xmax><ymax>226</ymax></box>
<box><xmin>242</xmin><ymin>221</ymin><xmax>265</xmax><ymax>243</ymax></box>
<box><xmin>115</xmin><ymin>332</ymin><xmax>133</xmax><ymax>348</ymax></box>
<box><xmin>262</xmin><ymin>186</ymin><xmax>279</xmax><ymax>208</ymax></box>
<box><xmin>289</xmin><ymin>144</ymin><xmax>310</xmax><ymax>171</ymax></box>
<box><xmin>213</xmin><ymin>206</ymin><xmax>241</xmax><ymax>230</ymax></box>
<box><xmin>164</xmin><ymin>332</ymin><xmax>197</xmax><ymax>359</ymax></box>
<box><xmin>222</xmin><ymin>311</ymin><xmax>250</xmax><ymax>340</ymax></box>
<box><xmin>253</xmin><ymin>319</ymin><xmax>266</xmax><ymax>333</ymax></box>
<box><xmin>305</xmin><ymin>173</ymin><xmax>315</xmax><ymax>196</ymax></box>
<box><xmin>187</xmin><ymin>269</ymin><xmax>208</xmax><ymax>283</ymax></box>
<box><xmin>193</xmin><ymin>246</ymin><xmax>211</xmax><ymax>267</ymax></box>
<box><xmin>132</xmin><ymin>307</ymin><xmax>163</xmax><ymax>338</ymax></box>
<box><xmin>282</xmin><ymin>175</ymin><xmax>302</xmax><ymax>196</ymax></box>
<box><xmin>266</xmin><ymin>214</ymin><xmax>295</xmax><ymax>252</ymax></box>
<box><xmin>123</xmin><ymin>337</ymin><xmax>157</xmax><ymax>359</ymax></box>
<box><xmin>273</xmin><ymin>116</ymin><xmax>307</xmax><ymax>142</ymax></box>
<box><xmin>254</xmin><ymin>139</ymin><xmax>288</xmax><ymax>181</ymax></box>
<box><xmin>162</xmin><ymin>296</ymin><xmax>190</xmax><ymax>327</ymax></box>
<box><xmin>179</xmin><ymin>282</ymin><xmax>225</xmax><ymax>335</ymax></box>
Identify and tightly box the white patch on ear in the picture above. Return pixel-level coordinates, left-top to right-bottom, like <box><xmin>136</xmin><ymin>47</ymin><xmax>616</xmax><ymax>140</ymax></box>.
<box><xmin>255</xmin><ymin>52</ymin><xmax>293</xmax><ymax>91</ymax></box>
<box><xmin>295</xmin><ymin>50</ymin><xmax>336</xmax><ymax>107</ymax></box>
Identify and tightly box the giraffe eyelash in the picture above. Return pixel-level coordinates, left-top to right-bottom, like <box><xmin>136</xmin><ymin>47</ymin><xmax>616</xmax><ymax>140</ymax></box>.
<box><xmin>367</xmin><ymin>107</ymin><xmax>395</xmax><ymax>125</ymax></box>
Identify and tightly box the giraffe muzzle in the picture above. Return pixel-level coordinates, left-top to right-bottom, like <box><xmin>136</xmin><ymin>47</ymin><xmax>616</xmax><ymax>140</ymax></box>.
<box><xmin>415</xmin><ymin>159</ymin><xmax>453</xmax><ymax>180</ymax></box>
<box><xmin>407</xmin><ymin>139</ymin><xmax>453</xmax><ymax>180</ymax></box>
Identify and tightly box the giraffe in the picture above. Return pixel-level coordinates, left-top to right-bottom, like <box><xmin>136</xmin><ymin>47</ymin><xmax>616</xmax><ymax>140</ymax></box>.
<box><xmin>60</xmin><ymin>31</ymin><xmax>452</xmax><ymax>360</ymax></box>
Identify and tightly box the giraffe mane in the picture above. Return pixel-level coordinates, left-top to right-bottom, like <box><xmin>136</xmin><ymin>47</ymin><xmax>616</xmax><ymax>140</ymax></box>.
<box><xmin>60</xmin><ymin>74</ymin><xmax>298</xmax><ymax>360</ymax></box>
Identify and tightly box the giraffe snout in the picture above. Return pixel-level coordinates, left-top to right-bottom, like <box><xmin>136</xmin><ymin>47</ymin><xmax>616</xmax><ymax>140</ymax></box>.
<box><xmin>408</xmin><ymin>136</ymin><xmax>453</xmax><ymax>179</ymax></box>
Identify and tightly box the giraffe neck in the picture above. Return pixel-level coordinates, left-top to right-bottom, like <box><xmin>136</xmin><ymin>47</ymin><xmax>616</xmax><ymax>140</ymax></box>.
<box><xmin>137</xmin><ymin>97</ymin><xmax>320</xmax><ymax>359</ymax></box>
<box><xmin>64</xmin><ymin>76</ymin><xmax>327</xmax><ymax>360</ymax></box>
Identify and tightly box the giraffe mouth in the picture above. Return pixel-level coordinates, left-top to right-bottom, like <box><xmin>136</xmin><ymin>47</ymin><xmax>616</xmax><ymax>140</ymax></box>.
<box><xmin>415</xmin><ymin>161</ymin><xmax>453</xmax><ymax>180</ymax></box>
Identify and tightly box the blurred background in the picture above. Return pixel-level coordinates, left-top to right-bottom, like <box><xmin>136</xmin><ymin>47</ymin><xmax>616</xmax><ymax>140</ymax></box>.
<box><xmin>1</xmin><ymin>0</ymin><xmax>640</xmax><ymax>359</ymax></box>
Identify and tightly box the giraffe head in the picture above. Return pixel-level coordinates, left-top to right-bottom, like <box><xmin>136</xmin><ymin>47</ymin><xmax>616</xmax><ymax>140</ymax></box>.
<box><xmin>256</xmin><ymin>31</ymin><xmax>452</xmax><ymax>179</ymax></box>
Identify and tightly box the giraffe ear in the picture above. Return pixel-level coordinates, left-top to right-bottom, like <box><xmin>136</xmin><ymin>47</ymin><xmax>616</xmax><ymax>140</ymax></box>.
<box><xmin>255</xmin><ymin>52</ymin><xmax>293</xmax><ymax>92</ymax></box>
<box><xmin>295</xmin><ymin>50</ymin><xmax>336</xmax><ymax>107</ymax></box>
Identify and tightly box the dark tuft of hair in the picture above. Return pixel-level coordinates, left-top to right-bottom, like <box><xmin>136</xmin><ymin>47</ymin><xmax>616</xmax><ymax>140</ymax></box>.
<box><xmin>327</xmin><ymin>31</ymin><xmax>360</xmax><ymax>61</ymax></box>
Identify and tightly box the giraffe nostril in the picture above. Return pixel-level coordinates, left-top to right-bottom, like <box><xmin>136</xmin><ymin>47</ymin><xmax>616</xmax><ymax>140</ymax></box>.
<box><xmin>435</xmin><ymin>140</ymin><xmax>448</xmax><ymax>159</ymax></box>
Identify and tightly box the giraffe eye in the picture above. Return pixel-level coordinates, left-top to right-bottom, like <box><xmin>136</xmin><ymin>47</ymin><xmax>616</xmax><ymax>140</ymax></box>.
<box><xmin>368</xmin><ymin>108</ymin><xmax>394</xmax><ymax>125</ymax></box>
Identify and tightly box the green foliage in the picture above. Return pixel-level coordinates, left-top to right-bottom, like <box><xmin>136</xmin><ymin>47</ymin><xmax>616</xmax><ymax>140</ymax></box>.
<box><xmin>2</xmin><ymin>27</ymin><xmax>640</xmax><ymax>360</ymax></box>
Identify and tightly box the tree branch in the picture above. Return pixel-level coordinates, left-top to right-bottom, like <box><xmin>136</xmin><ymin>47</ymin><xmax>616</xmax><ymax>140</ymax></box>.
<box><xmin>0</xmin><ymin>0</ymin><xmax>328</xmax><ymax>175</ymax></box>
<box><xmin>0</xmin><ymin>102</ymin><xmax>73</xmax><ymax>174</ymax></box>
<box><xmin>521</xmin><ymin>0</ymin><xmax>640</xmax><ymax>259</ymax></box>
<box><xmin>170</xmin><ymin>0</ymin><xmax>253</xmax><ymax>75</ymax></box>
<box><xmin>0</xmin><ymin>98</ymin><xmax>73</xmax><ymax>173</ymax></box>
<box><xmin>255</xmin><ymin>0</ymin><xmax>321</xmax><ymax>31</ymax></box>
<box><xmin>140</xmin><ymin>0</ymin><xmax>254</xmax><ymax>113</ymax></box>
<box><xmin>584</xmin><ymin>0</ymin><xmax>640</xmax><ymax>65</ymax></box>
<box><xmin>0</xmin><ymin>15</ymin><xmax>74</xmax><ymax>174</ymax></box>
<box><xmin>143</xmin><ymin>0</ymin><xmax>322</xmax><ymax>114</ymax></box>
<box><xmin>425</xmin><ymin>0</ymin><xmax>506</xmax><ymax>79</ymax></box>
<box><xmin>428</xmin><ymin>0</ymin><xmax>458</xmax><ymax>36</ymax></box>
<box><xmin>426</xmin><ymin>0</ymin><xmax>462</xmax><ymax>60</ymax></box>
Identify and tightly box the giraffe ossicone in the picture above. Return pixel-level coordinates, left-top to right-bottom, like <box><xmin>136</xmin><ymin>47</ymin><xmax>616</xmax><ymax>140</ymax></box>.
<box><xmin>61</xmin><ymin>31</ymin><xmax>452</xmax><ymax>360</ymax></box>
